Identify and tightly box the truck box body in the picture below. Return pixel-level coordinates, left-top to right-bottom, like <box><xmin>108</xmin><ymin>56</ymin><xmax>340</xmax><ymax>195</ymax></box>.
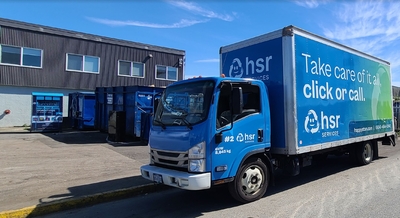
<box><xmin>220</xmin><ymin>26</ymin><xmax>394</xmax><ymax>155</ymax></box>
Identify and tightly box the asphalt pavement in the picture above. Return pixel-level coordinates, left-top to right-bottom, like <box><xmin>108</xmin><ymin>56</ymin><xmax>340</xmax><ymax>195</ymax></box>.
<box><xmin>0</xmin><ymin>127</ymin><xmax>163</xmax><ymax>218</ymax></box>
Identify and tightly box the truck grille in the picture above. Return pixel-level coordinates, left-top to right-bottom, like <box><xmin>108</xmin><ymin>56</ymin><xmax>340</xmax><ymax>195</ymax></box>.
<box><xmin>150</xmin><ymin>149</ymin><xmax>188</xmax><ymax>170</ymax></box>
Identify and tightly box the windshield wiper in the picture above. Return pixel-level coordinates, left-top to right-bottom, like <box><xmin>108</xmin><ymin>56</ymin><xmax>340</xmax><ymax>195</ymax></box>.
<box><xmin>173</xmin><ymin>117</ymin><xmax>193</xmax><ymax>130</ymax></box>
<box><xmin>153</xmin><ymin>119</ymin><xmax>166</xmax><ymax>129</ymax></box>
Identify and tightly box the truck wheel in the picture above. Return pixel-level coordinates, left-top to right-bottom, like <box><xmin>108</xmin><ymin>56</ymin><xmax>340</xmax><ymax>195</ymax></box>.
<box><xmin>356</xmin><ymin>141</ymin><xmax>373</xmax><ymax>165</ymax></box>
<box><xmin>229</xmin><ymin>158</ymin><xmax>269</xmax><ymax>203</ymax></box>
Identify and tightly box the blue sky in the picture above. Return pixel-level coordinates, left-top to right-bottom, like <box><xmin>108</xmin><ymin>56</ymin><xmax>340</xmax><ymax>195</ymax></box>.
<box><xmin>2</xmin><ymin>0</ymin><xmax>400</xmax><ymax>86</ymax></box>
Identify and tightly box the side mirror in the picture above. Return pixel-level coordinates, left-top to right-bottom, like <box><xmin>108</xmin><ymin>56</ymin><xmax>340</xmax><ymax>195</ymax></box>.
<box><xmin>153</xmin><ymin>92</ymin><xmax>162</xmax><ymax>114</ymax></box>
<box><xmin>232</xmin><ymin>87</ymin><xmax>243</xmax><ymax>115</ymax></box>
<box><xmin>153</xmin><ymin>98</ymin><xmax>160</xmax><ymax>114</ymax></box>
<box><xmin>215</xmin><ymin>133</ymin><xmax>223</xmax><ymax>144</ymax></box>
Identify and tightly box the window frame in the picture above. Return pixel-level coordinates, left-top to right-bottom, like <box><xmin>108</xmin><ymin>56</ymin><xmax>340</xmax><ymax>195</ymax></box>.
<box><xmin>65</xmin><ymin>53</ymin><xmax>100</xmax><ymax>74</ymax></box>
<box><xmin>155</xmin><ymin>65</ymin><xmax>178</xmax><ymax>81</ymax></box>
<box><xmin>0</xmin><ymin>44</ymin><xmax>43</xmax><ymax>68</ymax></box>
<box><xmin>117</xmin><ymin>60</ymin><xmax>145</xmax><ymax>78</ymax></box>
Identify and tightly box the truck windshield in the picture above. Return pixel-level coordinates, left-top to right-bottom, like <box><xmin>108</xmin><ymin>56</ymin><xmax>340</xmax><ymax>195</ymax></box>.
<box><xmin>153</xmin><ymin>80</ymin><xmax>215</xmax><ymax>127</ymax></box>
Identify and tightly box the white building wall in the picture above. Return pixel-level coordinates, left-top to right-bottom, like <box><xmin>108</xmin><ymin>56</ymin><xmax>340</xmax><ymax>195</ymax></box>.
<box><xmin>0</xmin><ymin>86</ymin><xmax>93</xmax><ymax>128</ymax></box>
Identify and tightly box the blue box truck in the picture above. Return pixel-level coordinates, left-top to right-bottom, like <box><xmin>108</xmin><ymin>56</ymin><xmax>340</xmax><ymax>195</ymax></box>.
<box><xmin>140</xmin><ymin>26</ymin><xmax>396</xmax><ymax>203</ymax></box>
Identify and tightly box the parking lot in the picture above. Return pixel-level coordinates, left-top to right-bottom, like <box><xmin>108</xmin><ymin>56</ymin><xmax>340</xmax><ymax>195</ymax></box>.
<box><xmin>0</xmin><ymin>127</ymin><xmax>158</xmax><ymax>217</ymax></box>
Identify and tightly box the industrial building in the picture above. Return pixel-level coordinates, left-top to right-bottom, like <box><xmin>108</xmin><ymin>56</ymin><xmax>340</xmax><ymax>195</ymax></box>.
<box><xmin>0</xmin><ymin>18</ymin><xmax>185</xmax><ymax>128</ymax></box>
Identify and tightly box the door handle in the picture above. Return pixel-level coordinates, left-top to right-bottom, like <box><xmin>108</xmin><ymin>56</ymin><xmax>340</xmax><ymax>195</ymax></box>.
<box><xmin>258</xmin><ymin>129</ymin><xmax>263</xmax><ymax>142</ymax></box>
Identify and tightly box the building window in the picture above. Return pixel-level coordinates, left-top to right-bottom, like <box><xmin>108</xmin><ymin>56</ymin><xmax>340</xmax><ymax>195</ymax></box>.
<box><xmin>156</xmin><ymin>65</ymin><xmax>178</xmax><ymax>81</ymax></box>
<box><xmin>118</xmin><ymin>60</ymin><xmax>144</xmax><ymax>78</ymax></box>
<box><xmin>66</xmin><ymin>53</ymin><xmax>100</xmax><ymax>73</ymax></box>
<box><xmin>0</xmin><ymin>44</ymin><xmax>42</xmax><ymax>68</ymax></box>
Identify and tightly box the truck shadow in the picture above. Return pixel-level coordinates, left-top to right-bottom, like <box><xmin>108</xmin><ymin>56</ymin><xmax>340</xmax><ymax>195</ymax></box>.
<box><xmin>267</xmin><ymin>154</ymin><xmax>384</xmax><ymax>196</ymax></box>
<box><xmin>134</xmin><ymin>154</ymin><xmax>391</xmax><ymax>217</ymax></box>
<box><xmin>148</xmin><ymin>154</ymin><xmax>391</xmax><ymax>217</ymax></box>
<box><xmin>25</xmin><ymin>154</ymin><xmax>390</xmax><ymax>218</ymax></box>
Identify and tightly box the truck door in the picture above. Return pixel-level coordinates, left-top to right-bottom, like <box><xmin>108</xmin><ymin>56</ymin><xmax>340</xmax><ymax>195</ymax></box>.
<box><xmin>213</xmin><ymin>83</ymin><xmax>267</xmax><ymax>180</ymax></box>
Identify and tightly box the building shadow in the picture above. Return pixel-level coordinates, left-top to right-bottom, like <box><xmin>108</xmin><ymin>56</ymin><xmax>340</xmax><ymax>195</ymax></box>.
<box><xmin>40</xmin><ymin>129</ymin><xmax>109</xmax><ymax>144</ymax></box>
<box><xmin>40</xmin><ymin>128</ymin><xmax>147</xmax><ymax>146</ymax></box>
<box><xmin>25</xmin><ymin>175</ymin><xmax>157</xmax><ymax>217</ymax></box>
<box><xmin>0</xmin><ymin>130</ymin><xmax>31</xmax><ymax>134</ymax></box>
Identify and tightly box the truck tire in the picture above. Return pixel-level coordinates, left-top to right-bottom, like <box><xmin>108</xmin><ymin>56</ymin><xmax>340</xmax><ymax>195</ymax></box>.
<box><xmin>356</xmin><ymin>141</ymin><xmax>373</xmax><ymax>165</ymax></box>
<box><xmin>229</xmin><ymin>157</ymin><xmax>269</xmax><ymax>203</ymax></box>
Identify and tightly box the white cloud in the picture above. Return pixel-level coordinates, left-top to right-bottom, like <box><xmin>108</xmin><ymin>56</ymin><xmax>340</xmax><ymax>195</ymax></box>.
<box><xmin>388</xmin><ymin>53</ymin><xmax>400</xmax><ymax>83</ymax></box>
<box><xmin>86</xmin><ymin>17</ymin><xmax>207</xmax><ymax>28</ymax></box>
<box><xmin>322</xmin><ymin>0</ymin><xmax>400</xmax><ymax>61</ymax></box>
<box><xmin>88</xmin><ymin>1</ymin><xmax>234</xmax><ymax>28</ymax></box>
<box><xmin>391</xmin><ymin>57</ymin><xmax>400</xmax><ymax>70</ymax></box>
<box><xmin>195</xmin><ymin>59</ymin><xmax>219</xmax><ymax>63</ymax></box>
<box><xmin>315</xmin><ymin>0</ymin><xmax>400</xmax><ymax>86</ymax></box>
<box><xmin>322</xmin><ymin>0</ymin><xmax>400</xmax><ymax>41</ymax></box>
<box><xmin>294</xmin><ymin>0</ymin><xmax>330</xmax><ymax>8</ymax></box>
<box><xmin>166</xmin><ymin>0</ymin><xmax>234</xmax><ymax>21</ymax></box>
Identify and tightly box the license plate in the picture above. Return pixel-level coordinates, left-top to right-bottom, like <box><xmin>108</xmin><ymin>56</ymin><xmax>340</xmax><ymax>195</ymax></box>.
<box><xmin>153</xmin><ymin>173</ymin><xmax>163</xmax><ymax>184</ymax></box>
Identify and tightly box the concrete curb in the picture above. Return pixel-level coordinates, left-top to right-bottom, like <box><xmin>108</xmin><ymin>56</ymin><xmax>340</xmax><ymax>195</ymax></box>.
<box><xmin>0</xmin><ymin>183</ymin><xmax>168</xmax><ymax>218</ymax></box>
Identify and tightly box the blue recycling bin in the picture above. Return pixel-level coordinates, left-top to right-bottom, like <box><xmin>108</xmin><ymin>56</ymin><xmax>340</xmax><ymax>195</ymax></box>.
<box><xmin>95</xmin><ymin>85</ymin><xmax>164</xmax><ymax>140</ymax></box>
<box><xmin>68</xmin><ymin>92</ymin><xmax>95</xmax><ymax>130</ymax></box>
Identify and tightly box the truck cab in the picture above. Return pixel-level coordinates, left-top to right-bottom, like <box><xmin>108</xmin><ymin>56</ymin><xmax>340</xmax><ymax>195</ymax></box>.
<box><xmin>140</xmin><ymin>77</ymin><xmax>273</xmax><ymax>202</ymax></box>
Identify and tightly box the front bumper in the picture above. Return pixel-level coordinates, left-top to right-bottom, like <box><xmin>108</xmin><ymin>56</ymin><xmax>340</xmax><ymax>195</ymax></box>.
<box><xmin>140</xmin><ymin>165</ymin><xmax>211</xmax><ymax>190</ymax></box>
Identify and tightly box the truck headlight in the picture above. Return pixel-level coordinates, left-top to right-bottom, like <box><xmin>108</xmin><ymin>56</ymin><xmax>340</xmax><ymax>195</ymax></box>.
<box><xmin>188</xmin><ymin>141</ymin><xmax>206</xmax><ymax>172</ymax></box>
<box><xmin>189</xmin><ymin>159</ymin><xmax>205</xmax><ymax>172</ymax></box>
<box><xmin>188</xmin><ymin>141</ymin><xmax>205</xmax><ymax>159</ymax></box>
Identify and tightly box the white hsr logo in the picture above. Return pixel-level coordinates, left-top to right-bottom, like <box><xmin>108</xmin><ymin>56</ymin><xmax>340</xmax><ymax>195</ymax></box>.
<box><xmin>228</xmin><ymin>56</ymin><xmax>272</xmax><ymax>77</ymax></box>
<box><xmin>304</xmin><ymin>109</ymin><xmax>340</xmax><ymax>134</ymax></box>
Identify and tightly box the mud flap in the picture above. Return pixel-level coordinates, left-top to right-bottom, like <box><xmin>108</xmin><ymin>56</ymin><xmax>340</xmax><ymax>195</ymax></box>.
<box><xmin>282</xmin><ymin>157</ymin><xmax>300</xmax><ymax>176</ymax></box>
<box><xmin>372</xmin><ymin>141</ymin><xmax>379</xmax><ymax>160</ymax></box>
<box><xmin>382</xmin><ymin>135</ymin><xmax>396</xmax><ymax>146</ymax></box>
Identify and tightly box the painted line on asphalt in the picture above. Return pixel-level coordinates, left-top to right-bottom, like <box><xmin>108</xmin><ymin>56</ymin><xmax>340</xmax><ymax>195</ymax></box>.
<box><xmin>0</xmin><ymin>183</ymin><xmax>168</xmax><ymax>218</ymax></box>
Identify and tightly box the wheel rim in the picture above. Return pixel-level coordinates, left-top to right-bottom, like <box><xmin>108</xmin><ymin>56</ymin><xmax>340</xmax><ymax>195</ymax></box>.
<box><xmin>241</xmin><ymin>165</ymin><xmax>263</xmax><ymax>195</ymax></box>
<box><xmin>363</xmin><ymin>143</ymin><xmax>372</xmax><ymax>162</ymax></box>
